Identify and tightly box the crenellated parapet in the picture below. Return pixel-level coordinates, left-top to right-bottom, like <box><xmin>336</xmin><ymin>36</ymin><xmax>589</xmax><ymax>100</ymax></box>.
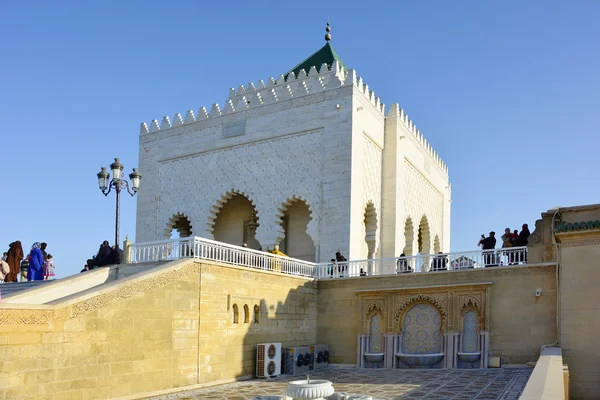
<box><xmin>387</xmin><ymin>103</ymin><xmax>448</xmax><ymax>175</ymax></box>
<box><xmin>140</xmin><ymin>61</ymin><xmax>388</xmax><ymax>135</ymax></box>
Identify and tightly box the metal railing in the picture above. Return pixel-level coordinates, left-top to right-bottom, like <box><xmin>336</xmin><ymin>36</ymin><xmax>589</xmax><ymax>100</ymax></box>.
<box><xmin>312</xmin><ymin>247</ymin><xmax>528</xmax><ymax>279</ymax></box>
<box><xmin>130</xmin><ymin>236</ymin><xmax>315</xmax><ymax>278</ymax></box>
<box><xmin>129</xmin><ymin>237</ymin><xmax>527</xmax><ymax>280</ymax></box>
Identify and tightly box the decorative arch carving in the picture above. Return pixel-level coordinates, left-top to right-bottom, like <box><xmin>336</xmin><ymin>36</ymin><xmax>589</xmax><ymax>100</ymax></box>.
<box><xmin>394</xmin><ymin>295</ymin><xmax>447</xmax><ymax>332</ymax></box>
<box><xmin>206</xmin><ymin>190</ymin><xmax>259</xmax><ymax>239</ymax></box>
<box><xmin>163</xmin><ymin>212</ymin><xmax>193</xmax><ymax>239</ymax></box>
<box><xmin>274</xmin><ymin>195</ymin><xmax>316</xmax><ymax>244</ymax></box>
<box><xmin>460</xmin><ymin>296</ymin><xmax>480</xmax><ymax>312</ymax></box>
<box><xmin>363</xmin><ymin>300</ymin><xmax>384</xmax><ymax>334</ymax></box>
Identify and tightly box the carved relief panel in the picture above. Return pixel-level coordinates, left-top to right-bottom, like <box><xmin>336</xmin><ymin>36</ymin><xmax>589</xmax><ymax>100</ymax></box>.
<box><xmin>357</xmin><ymin>283</ymin><xmax>491</xmax><ymax>334</ymax></box>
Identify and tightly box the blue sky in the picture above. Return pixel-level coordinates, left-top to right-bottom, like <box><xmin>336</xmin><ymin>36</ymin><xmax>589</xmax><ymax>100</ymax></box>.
<box><xmin>1</xmin><ymin>1</ymin><xmax>598</xmax><ymax>277</ymax></box>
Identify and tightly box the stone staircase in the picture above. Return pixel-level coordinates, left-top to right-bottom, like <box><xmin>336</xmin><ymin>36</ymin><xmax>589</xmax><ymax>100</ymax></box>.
<box><xmin>0</xmin><ymin>280</ymin><xmax>53</xmax><ymax>298</ymax></box>
<box><xmin>0</xmin><ymin>261</ymin><xmax>171</xmax><ymax>305</ymax></box>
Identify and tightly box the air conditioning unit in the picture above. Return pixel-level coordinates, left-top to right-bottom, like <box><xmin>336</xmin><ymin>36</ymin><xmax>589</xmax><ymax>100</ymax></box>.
<box><xmin>284</xmin><ymin>346</ymin><xmax>311</xmax><ymax>375</ymax></box>
<box><xmin>256</xmin><ymin>343</ymin><xmax>282</xmax><ymax>378</ymax></box>
<box><xmin>310</xmin><ymin>344</ymin><xmax>329</xmax><ymax>370</ymax></box>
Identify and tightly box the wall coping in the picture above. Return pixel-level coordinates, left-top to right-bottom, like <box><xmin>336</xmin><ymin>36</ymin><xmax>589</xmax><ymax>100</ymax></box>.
<box><xmin>520</xmin><ymin>347</ymin><xmax>566</xmax><ymax>400</ymax></box>
<box><xmin>355</xmin><ymin>281</ymin><xmax>493</xmax><ymax>293</ymax></box>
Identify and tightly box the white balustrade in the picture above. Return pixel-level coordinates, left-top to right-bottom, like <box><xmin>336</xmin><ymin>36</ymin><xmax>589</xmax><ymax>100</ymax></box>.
<box><xmin>129</xmin><ymin>236</ymin><xmax>315</xmax><ymax>278</ymax></box>
<box><xmin>129</xmin><ymin>237</ymin><xmax>527</xmax><ymax>280</ymax></box>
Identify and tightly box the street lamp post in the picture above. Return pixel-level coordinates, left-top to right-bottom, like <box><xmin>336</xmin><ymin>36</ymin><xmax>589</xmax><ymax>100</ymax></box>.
<box><xmin>97</xmin><ymin>158</ymin><xmax>142</xmax><ymax>248</ymax></box>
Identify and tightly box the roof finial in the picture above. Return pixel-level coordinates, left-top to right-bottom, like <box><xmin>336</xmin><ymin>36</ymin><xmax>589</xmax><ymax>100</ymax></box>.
<box><xmin>325</xmin><ymin>19</ymin><xmax>331</xmax><ymax>42</ymax></box>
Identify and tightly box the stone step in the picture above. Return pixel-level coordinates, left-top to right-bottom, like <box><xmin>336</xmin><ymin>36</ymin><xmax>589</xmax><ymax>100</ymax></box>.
<box><xmin>0</xmin><ymin>280</ymin><xmax>53</xmax><ymax>298</ymax></box>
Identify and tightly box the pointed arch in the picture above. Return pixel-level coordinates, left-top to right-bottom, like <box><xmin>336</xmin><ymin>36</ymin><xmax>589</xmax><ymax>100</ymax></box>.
<box><xmin>206</xmin><ymin>190</ymin><xmax>260</xmax><ymax>239</ymax></box>
<box><xmin>276</xmin><ymin>196</ymin><xmax>315</xmax><ymax>261</ymax></box>
<box><xmin>433</xmin><ymin>235</ymin><xmax>441</xmax><ymax>254</ymax></box>
<box><xmin>243</xmin><ymin>304</ymin><xmax>250</xmax><ymax>324</ymax></box>
<box><xmin>163</xmin><ymin>212</ymin><xmax>193</xmax><ymax>239</ymax></box>
<box><xmin>274</xmin><ymin>195</ymin><xmax>315</xmax><ymax>242</ymax></box>
<box><xmin>254</xmin><ymin>304</ymin><xmax>260</xmax><ymax>323</ymax></box>
<box><xmin>418</xmin><ymin>215</ymin><xmax>431</xmax><ymax>255</ymax></box>
<box><xmin>403</xmin><ymin>217</ymin><xmax>414</xmax><ymax>256</ymax></box>
<box><xmin>364</xmin><ymin>202</ymin><xmax>378</xmax><ymax>259</ymax></box>
<box><xmin>232</xmin><ymin>304</ymin><xmax>239</xmax><ymax>324</ymax></box>
<box><xmin>208</xmin><ymin>190</ymin><xmax>261</xmax><ymax>249</ymax></box>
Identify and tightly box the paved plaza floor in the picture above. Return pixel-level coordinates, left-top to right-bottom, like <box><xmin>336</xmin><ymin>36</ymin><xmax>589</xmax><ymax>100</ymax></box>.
<box><xmin>146</xmin><ymin>368</ymin><xmax>532</xmax><ymax>400</ymax></box>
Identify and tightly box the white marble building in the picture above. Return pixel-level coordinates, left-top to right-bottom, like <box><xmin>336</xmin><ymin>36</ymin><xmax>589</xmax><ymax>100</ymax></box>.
<box><xmin>136</xmin><ymin>31</ymin><xmax>451</xmax><ymax>262</ymax></box>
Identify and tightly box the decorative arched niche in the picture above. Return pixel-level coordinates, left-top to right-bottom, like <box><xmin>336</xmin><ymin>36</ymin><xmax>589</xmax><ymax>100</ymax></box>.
<box><xmin>164</xmin><ymin>212</ymin><xmax>193</xmax><ymax>239</ymax></box>
<box><xmin>232</xmin><ymin>304</ymin><xmax>239</xmax><ymax>324</ymax></box>
<box><xmin>397</xmin><ymin>301</ymin><xmax>444</xmax><ymax>368</ymax></box>
<box><xmin>458</xmin><ymin>299</ymin><xmax>482</xmax><ymax>368</ymax></box>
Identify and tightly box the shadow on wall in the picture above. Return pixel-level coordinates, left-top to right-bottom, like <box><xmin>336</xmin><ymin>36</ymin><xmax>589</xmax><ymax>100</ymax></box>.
<box><xmin>206</xmin><ymin>274</ymin><xmax>318</xmax><ymax>382</ymax></box>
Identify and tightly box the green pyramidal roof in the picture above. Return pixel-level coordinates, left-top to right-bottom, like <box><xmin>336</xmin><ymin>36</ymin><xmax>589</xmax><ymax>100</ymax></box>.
<box><xmin>284</xmin><ymin>42</ymin><xmax>347</xmax><ymax>80</ymax></box>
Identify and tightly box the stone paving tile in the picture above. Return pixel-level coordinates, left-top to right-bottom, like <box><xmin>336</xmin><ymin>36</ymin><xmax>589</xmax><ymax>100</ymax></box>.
<box><xmin>144</xmin><ymin>368</ymin><xmax>532</xmax><ymax>400</ymax></box>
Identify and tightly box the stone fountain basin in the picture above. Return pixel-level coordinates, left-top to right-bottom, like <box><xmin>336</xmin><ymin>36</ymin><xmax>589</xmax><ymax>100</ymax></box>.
<box><xmin>457</xmin><ymin>352</ymin><xmax>481</xmax><ymax>363</ymax></box>
<box><xmin>284</xmin><ymin>379</ymin><xmax>334</xmax><ymax>399</ymax></box>
<box><xmin>396</xmin><ymin>352</ymin><xmax>444</xmax><ymax>367</ymax></box>
<box><xmin>364</xmin><ymin>352</ymin><xmax>384</xmax><ymax>363</ymax></box>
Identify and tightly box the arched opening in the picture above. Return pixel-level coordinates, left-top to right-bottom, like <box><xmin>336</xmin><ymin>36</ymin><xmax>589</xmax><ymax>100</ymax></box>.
<box><xmin>232</xmin><ymin>304</ymin><xmax>239</xmax><ymax>324</ymax></box>
<box><xmin>279</xmin><ymin>199</ymin><xmax>315</xmax><ymax>261</ymax></box>
<box><xmin>364</xmin><ymin>203</ymin><xmax>378</xmax><ymax>259</ymax></box>
<box><xmin>254</xmin><ymin>305</ymin><xmax>260</xmax><ymax>323</ymax></box>
<box><xmin>403</xmin><ymin>217</ymin><xmax>414</xmax><ymax>256</ymax></box>
<box><xmin>433</xmin><ymin>235</ymin><xmax>441</xmax><ymax>254</ymax></box>
<box><xmin>243</xmin><ymin>304</ymin><xmax>249</xmax><ymax>324</ymax></box>
<box><xmin>417</xmin><ymin>216</ymin><xmax>431</xmax><ymax>255</ymax></box>
<box><xmin>213</xmin><ymin>193</ymin><xmax>261</xmax><ymax>249</ymax></box>
<box><xmin>164</xmin><ymin>213</ymin><xmax>193</xmax><ymax>239</ymax></box>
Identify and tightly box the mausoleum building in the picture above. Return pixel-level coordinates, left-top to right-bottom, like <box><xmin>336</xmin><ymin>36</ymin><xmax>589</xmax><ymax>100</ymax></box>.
<box><xmin>136</xmin><ymin>28</ymin><xmax>451</xmax><ymax>262</ymax></box>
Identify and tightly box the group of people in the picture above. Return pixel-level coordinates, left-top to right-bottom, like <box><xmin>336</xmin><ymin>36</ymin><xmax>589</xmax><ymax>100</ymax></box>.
<box><xmin>1</xmin><ymin>241</ymin><xmax>55</xmax><ymax>282</ymax></box>
<box><xmin>81</xmin><ymin>240</ymin><xmax>121</xmax><ymax>272</ymax></box>
<box><xmin>328</xmin><ymin>252</ymin><xmax>349</xmax><ymax>277</ymax></box>
<box><xmin>478</xmin><ymin>223</ymin><xmax>530</xmax><ymax>265</ymax></box>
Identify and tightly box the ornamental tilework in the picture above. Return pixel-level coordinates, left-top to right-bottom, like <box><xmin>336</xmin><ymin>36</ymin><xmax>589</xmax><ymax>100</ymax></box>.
<box><xmin>403</xmin><ymin>161</ymin><xmax>443</xmax><ymax>253</ymax></box>
<box><xmin>157</xmin><ymin>130</ymin><xmax>324</xmax><ymax>245</ymax></box>
<box><xmin>369</xmin><ymin>314</ymin><xmax>383</xmax><ymax>353</ymax></box>
<box><xmin>462</xmin><ymin>311</ymin><xmax>478</xmax><ymax>352</ymax></box>
<box><xmin>402</xmin><ymin>303</ymin><xmax>442</xmax><ymax>355</ymax></box>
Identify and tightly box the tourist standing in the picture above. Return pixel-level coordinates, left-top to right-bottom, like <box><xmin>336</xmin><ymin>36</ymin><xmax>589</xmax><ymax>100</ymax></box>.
<box><xmin>5</xmin><ymin>241</ymin><xmax>23</xmax><ymax>282</ymax></box>
<box><xmin>27</xmin><ymin>243</ymin><xmax>45</xmax><ymax>281</ymax></box>
<box><xmin>478</xmin><ymin>232</ymin><xmax>497</xmax><ymax>266</ymax></box>
<box><xmin>44</xmin><ymin>254</ymin><xmax>55</xmax><ymax>280</ymax></box>
<box><xmin>2</xmin><ymin>252</ymin><xmax>7</xmax><ymax>262</ymax></box>
<box><xmin>335</xmin><ymin>252</ymin><xmax>347</xmax><ymax>277</ymax></box>
<box><xmin>20</xmin><ymin>257</ymin><xmax>29</xmax><ymax>282</ymax></box>
<box><xmin>0</xmin><ymin>258</ymin><xmax>10</xmax><ymax>282</ymax></box>
<box><xmin>40</xmin><ymin>242</ymin><xmax>48</xmax><ymax>261</ymax></box>
<box><xmin>516</xmin><ymin>224</ymin><xmax>531</xmax><ymax>263</ymax></box>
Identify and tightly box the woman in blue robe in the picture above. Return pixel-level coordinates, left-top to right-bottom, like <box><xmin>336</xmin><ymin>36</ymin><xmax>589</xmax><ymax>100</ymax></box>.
<box><xmin>27</xmin><ymin>242</ymin><xmax>45</xmax><ymax>281</ymax></box>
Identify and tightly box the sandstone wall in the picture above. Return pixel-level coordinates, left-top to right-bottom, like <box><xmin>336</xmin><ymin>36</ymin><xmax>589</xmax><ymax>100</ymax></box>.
<box><xmin>198</xmin><ymin>263</ymin><xmax>316</xmax><ymax>383</ymax></box>
<box><xmin>0</xmin><ymin>260</ymin><xmax>316</xmax><ymax>400</ymax></box>
<box><xmin>317</xmin><ymin>265</ymin><xmax>556</xmax><ymax>365</ymax></box>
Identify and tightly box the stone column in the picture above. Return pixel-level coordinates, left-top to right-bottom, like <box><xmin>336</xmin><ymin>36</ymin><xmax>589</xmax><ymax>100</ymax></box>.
<box><xmin>122</xmin><ymin>236</ymin><xmax>132</xmax><ymax>264</ymax></box>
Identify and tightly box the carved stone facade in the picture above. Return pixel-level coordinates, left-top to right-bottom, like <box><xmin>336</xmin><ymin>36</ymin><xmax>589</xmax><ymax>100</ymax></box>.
<box><xmin>137</xmin><ymin>46</ymin><xmax>450</xmax><ymax>262</ymax></box>
<box><xmin>357</xmin><ymin>283</ymin><xmax>491</xmax><ymax>336</ymax></box>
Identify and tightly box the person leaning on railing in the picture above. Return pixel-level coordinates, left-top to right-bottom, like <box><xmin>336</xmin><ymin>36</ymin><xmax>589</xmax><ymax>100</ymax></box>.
<box><xmin>335</xmin><ymin>252</ymin><xmax>347</xmax><ymax>277</ymax></box>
